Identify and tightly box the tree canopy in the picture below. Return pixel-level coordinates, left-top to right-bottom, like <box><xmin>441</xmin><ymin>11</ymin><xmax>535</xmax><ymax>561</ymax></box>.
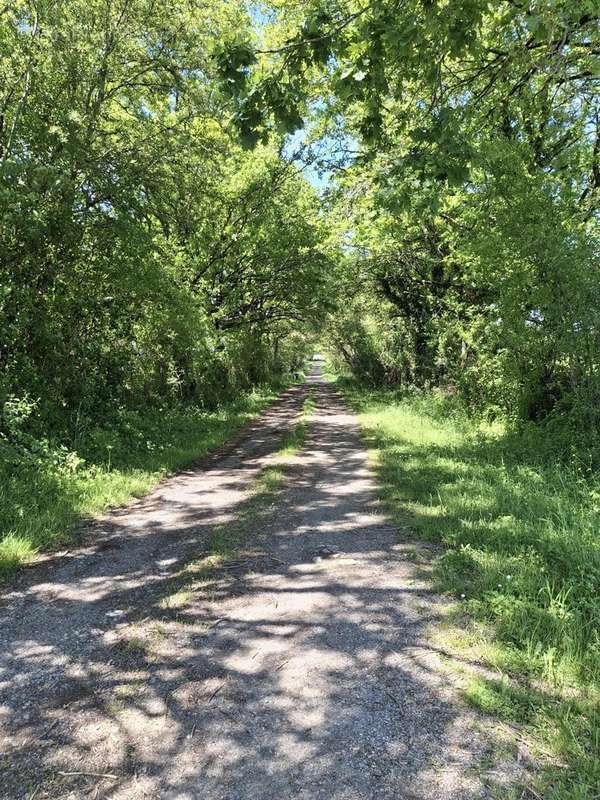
<box><xmin>217</xmin><ymin>0</ymin><xmax>599</xmax><ymax>430</ymax></box>
<box><xmin>1</xmin><ymin>0</ymin><xmax>599</xmax><ymax>436</ymax></box>
<box><xmin>1</xmin><ymin>0</ymin><xmax>335</xmax><ymax>421</ymax></box>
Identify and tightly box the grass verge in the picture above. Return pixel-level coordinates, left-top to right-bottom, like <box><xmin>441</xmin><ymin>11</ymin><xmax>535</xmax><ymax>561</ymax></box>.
<box><xmin>278</xmin><ymin>390</ymin><xmax>316</xmax><ymax>455</ymax></box>
<box><xmin>156</xmin><ymin>463</ymin><xmax>288</xmax><ymax>613</ymax></box>
<box><xmin>154</xmin><ymin>390</ymin><xmax>317</xmax><ymax>613</ymax></box>
<box><xmin>0</xmin><ymin>386</ymin><xmax>282</xmax><ymax>578</ymax></box>
<box><xmin>339</xmin><ymin>381</ymin><xmax>600</xmax><ymax>799</ymax></box>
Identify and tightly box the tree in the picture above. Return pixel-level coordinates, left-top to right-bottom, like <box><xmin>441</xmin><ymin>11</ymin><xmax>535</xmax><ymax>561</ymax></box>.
<box><xmin>0</xmin><ymin>0</ymin><xmax>333</xmax><ymax>421</ymax></box>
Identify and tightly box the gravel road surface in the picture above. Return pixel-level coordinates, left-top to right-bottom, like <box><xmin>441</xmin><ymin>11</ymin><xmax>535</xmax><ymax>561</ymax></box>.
<box><xmin>0</xmin><ymin>366</ymin><xmax>525</xmax><ymax>799</ymax></box>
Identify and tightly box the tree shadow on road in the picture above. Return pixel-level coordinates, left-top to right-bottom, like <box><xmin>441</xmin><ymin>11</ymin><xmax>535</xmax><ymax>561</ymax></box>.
<box><xmin>0</xmin><ymin>384</ymin><xmax>526</xmax><ymax>799</ymax></box>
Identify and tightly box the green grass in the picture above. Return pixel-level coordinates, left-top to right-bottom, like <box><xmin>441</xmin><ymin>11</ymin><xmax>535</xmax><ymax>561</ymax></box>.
<box><xmin>340</xmin><ymin>381</ymin><xmax>600</xmax><ymax>799</ymax></box>
<box><xmin>156</xmin><ymin>462</ymin><xmax>288</xmax><ymax>612</ymax></box>
<box><xmin>278</xmin><ymin>391</ymin><xmax>315</xmax><ymax>455</ymax></box>
<box><xmin>0</xmin><ymin>386</ymin><xmax>281</xmax><ymax>577</ymax></box>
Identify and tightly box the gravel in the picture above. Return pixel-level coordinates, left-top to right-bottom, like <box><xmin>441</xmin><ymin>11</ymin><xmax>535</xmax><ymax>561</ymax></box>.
<box><xmin>0</xmin><ymin>366</ymin><xmax>526</xmax><ymax>799</ymax></box>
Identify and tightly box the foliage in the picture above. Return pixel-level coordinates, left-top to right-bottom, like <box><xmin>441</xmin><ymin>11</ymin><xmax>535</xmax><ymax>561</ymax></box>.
<box><xmin>325</xmin><ymin>139</ymin><xmax>600</xmax><ymax>433</ymax></box>
<box><xmin>343</xmin><ymin>381</ymin><xmax>600</xmax><ymax>798</ymax></box>
<box><xmin>0</xmin><ymin>0</ymin><xmax>331</xmax><ymax>425</ymax></box>
<box><xmin>1</xmin><ymin>0</ymin><xmax>334</xmax><ymax>572</ymax></box>
<box><xmin>0</xmin><ymin>384</ymin><xmax>280</xmax><ymax>576</ymax></box>
<box><xmin>223</xmin><ymin>0</ymin><xmax>600</xmax><ymax>433</ymax></box>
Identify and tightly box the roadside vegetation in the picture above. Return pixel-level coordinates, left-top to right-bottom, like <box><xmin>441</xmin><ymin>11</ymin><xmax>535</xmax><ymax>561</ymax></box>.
<box><xmin>340</xmin><ymin>380</ymin><xmax>600</xmax><ymax>799</ymax></box>
<box><xmin>278</xmin><ymin>390</ymin><xmax>316</xmax><ymax>455</ymax></box>
<box><xmin>0</xmin><ymin>386</ymin><xmax>286</xmax><ymax>577</ymax></box>
<box><xmin>2</xmin><ymin>1</ymin><xmax>599</xmax><ymax>793</ymax></box>
<box><xmin>1</xmin><ymin>1</ymin><xmax>329</xmax><ymax>574</ymax></box>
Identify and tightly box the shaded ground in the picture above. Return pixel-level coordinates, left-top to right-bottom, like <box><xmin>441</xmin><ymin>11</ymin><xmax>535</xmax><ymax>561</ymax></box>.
<box><xmin>0</xmin><ymin>367</ymin><xmax>527</xmax><ymax>799</ymax></box>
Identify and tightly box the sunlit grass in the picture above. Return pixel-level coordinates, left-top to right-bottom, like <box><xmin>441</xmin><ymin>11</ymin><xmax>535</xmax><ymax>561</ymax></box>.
<box><xmin>155</xmin><ymin>462</ymin><xmax>288</xmax><ymax>612</ymax></box>
<box><xmin>341</xmin><ymin>382</ymin><xmax>600</xmax><ymax>798</ymax></box>
<box><xmin>0</xmin><ymin>387</ymin><xmax>279</xmax><ymax>577</ymax></box>
<box><xmin>278</xmin><ymin>390</ymin><xmax>315</xmax><ymax>455</ymax></box>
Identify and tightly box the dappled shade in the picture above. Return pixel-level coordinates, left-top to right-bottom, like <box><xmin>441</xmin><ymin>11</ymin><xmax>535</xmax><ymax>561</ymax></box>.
<box><xmin>0</xmin><ymin>370</ymin><xmax>523</xmax><ymax>799</ymax></box>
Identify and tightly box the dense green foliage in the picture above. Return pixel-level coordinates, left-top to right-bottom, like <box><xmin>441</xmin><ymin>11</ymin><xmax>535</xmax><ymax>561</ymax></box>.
<box><xmin>227</xmin><ymin>0</ymin><xmax>599</xmax><ymax>435</ymax></box>
<box><xmin>2</xmin><ymin>1</ymin><xmax>600</xmax><ymax>791</ymax></box>
<box><xmin>343</xmin><ymin>382</ymin><xmax>600</xmax><ymax>798</ymax></box>
<box><xmin>0</xmin><ymin>0</ymin><xmax>332</xmax><ymax>569</ymax></box>
<box><xmin>1</xmin><ymin>0</ymin><xmax>331</xmax><ymax>426</ymax></box>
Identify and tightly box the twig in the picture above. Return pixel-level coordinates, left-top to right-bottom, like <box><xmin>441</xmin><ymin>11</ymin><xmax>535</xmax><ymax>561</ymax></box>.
<box><xmin>218</xmin><ymin>708</ymin><xmax>250</xmax><ymax>733</ymax></box>
<box><xmin>220</xmin><ymin>562</ymin><xmax>252</xmax><ymax>571</ymax></box>
<box><xmin>266</xmin><ymin>554</ymin><xmax>288</xmax><ymax>564</ymax></box>
<box><xmin>498</xmin><ymin>721</ymin><xmax>566</xmax><ymax>767</ymax></box>
<box><xmin>164</xmin><ymin>690</ymin><xmax>171</xmax><ymax>718</ymax></box>
<box><xmin>207</xmin><ymin>679</ymin><xmax>227</xmax><ymax>703</ymax></box>
<box><xmin>40</xmin><ymin>719</ymin><xmax>60</xmax><ymax>739</ymax></box>
<box><xmin>384</xmin><ymin>689</ymin><xmax>403</xmax><ymax>708</ymax></box>
<box><xmin>255</xmin><ymin>7</ymin><xmax>369</xmax><ymax>55</ymax></box>
<box><xmin>57</xmin><ymin>771</ymin><xmax>118</xmax><ymax>780</ymax></box>
<box><xmin>23</xmin><ymin>718</ymin><xmax>60</xmax><ymax>748</ymax></box>
<box><xmin>523</xmin><ymin>785</ymin><xmax>543</xmax><ymax>800</ymax></box>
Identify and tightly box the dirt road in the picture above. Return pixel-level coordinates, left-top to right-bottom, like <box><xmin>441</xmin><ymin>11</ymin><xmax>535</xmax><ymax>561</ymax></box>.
<box><xmin>0</xmin><ymin>366</ymin><xmax>523</xmax><ymax>799</ymax></box>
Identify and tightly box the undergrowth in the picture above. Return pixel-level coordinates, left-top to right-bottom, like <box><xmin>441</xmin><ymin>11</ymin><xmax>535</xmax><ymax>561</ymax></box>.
<box><xmin>340</xmin><ymin>380</ymin><xmax>600</xmax><ymax>799</ymax></box>
<box><xmin>0</xmin><ymin>386</ymin><xmax>283</xmax><ymax>577</ymax></box>
<box><xmin>278</xmin><ymin>390</ymin><xmax>315</xmax><ymax>454</ymax></box>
